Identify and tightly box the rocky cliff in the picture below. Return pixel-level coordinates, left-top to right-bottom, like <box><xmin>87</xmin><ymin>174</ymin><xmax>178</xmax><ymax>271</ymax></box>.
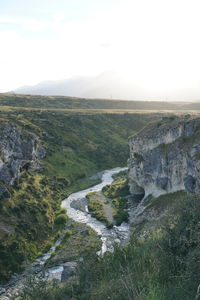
<box><xmin>0</xmin><ymin>122</ymin><xmax>45</xmax><ymax>199</ymax></box>
<box><xmin>128</xmin><ymin>116</ymin><xmax>200</xmax><ymax>199</ymax></box>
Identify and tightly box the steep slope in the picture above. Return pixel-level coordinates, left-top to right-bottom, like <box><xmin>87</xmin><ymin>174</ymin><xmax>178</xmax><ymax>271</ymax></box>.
<box><xmin>0</xmin><ymin>121</ymin><xmax>65</xmax><ymax>282</ymax></box>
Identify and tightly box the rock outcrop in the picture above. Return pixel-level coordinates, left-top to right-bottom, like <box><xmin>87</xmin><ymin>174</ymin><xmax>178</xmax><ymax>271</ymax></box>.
<box><xmin>128</xmin><ymin>116</ymin><xmax>200</xmax><ymax>198</ymax></box>
<box><xmin>0</xmin><ymin>123</ymin><xmax>45</xmax><ymax>185</ymax></box>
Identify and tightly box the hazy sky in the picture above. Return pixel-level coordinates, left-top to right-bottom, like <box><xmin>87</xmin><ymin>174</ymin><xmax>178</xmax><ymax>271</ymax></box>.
<box><xmin>1</xmin><ymin>0</ymin><xmax>200</xmax><ymax>100</ymax></box>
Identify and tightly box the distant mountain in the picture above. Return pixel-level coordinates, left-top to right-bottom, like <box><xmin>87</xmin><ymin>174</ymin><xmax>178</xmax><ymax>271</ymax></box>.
<box><xmin>13</xmin><ymin>71</ymin><xmax>200</xmax><ymax>101</ymax></box>
<box><xmin>13</xmin><ymin>72</ymin><xmax>148</xmax><ymax>100</ymax></box>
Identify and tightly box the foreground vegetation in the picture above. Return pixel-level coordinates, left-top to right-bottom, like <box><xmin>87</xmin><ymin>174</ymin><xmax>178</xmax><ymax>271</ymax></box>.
<box><xmin>0</xmin><ymin>171</ymin><xmax>65</xmax><ymax>282</ymax></box>
<box><xmin>19</xmin><ymin>192</ymin><xmax>200</xmax><ymax>300</ymax></box>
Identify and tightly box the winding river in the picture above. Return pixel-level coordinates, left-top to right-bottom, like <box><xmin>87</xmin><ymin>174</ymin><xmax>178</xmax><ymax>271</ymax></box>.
<box><xmin>61</xmin><ymin>166</ymin><xmax>130</xmax><ymax>255</ymax></box>
<box><xmin>0</xmin><ymin>167</ymin><xmax>130</xmax><ymax>299</ymax></box>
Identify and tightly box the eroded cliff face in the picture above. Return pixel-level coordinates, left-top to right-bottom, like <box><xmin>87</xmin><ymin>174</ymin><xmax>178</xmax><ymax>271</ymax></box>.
<box><xmin>0</xmin><ymin>123</ymin><xmax>45</xmax><ymax>191</ymax></box>
<box><xmin>128</xmin><ymin>116</ymin><xmax>200</xmax><ymax>199</ymax></box>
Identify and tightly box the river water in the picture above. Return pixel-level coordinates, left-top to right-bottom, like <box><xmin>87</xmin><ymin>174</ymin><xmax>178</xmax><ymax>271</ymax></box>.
<box><xmin>61</xmin><ymin>166</ymin><xmax>129</xmax><ymax>255</ymax></box>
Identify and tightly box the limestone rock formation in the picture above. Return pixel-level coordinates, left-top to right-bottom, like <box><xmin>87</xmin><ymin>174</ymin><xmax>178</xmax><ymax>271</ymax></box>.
<box><xmin>128</xmin><ymin>116</ymin><xmax>200</xmax><ymax>199</ymax></box>
<box><xmin>0</xmin><ymin>123</ymin><xmax>45</xmax><ymax>185</ymax></box>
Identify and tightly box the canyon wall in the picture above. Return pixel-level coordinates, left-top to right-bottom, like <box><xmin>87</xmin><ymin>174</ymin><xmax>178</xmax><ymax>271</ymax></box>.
<box><xmin>128</xmin><ymin>116</ymin><xmax>200</xmax><ymax>198</ymax></box>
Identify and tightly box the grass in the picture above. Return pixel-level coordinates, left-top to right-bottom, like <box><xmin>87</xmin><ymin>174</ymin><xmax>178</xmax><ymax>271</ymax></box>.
<box><xmin>0</xmin><ymin>93</ymin><xmax>193</xmax><ymax>110</ymax></box>
<box><xmin>146</xmin><ymin>190</ymin><xmax>187</xmax><ymax>212</ymax></box>
<box><xmin>45</xmin><ymin>221</ymin><xmax>101</xmax><ymax>267</ymax></box>
<box><xmin>112</xmin><ymin>197</ymin><xmax>129</xmax><ymax>225</ymax></box>
<box><xmin>86</xmin><ymin>176</ymin><xmax>130</xmax><ymax>227</ymax></box>
<box><xmin>102</xmin><ymin>178</ymin><xmax>130</xmax><ymax>199</ymax></box>
<box><xmin>0</xmin><ymin>171</ymin><xmax>66</xmax><ymax>282</ymax></box>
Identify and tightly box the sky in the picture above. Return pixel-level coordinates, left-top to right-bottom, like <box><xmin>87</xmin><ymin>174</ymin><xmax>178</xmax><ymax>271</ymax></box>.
<box><xmin>1</xmin><ymin>0</ymin><xmax>200</xmax><ymax>100</ymax></box>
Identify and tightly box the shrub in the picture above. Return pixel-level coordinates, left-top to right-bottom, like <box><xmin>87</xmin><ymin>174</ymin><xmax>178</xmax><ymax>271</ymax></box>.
<box><xmin>54</xmin><ymin>214</ymin><xmax>67</xmax><ymax>226</ymax></box>
<box><xmin>63</xmin><ymin>229</ymin><xmax>72</xmax><ymax>239</ymax></box>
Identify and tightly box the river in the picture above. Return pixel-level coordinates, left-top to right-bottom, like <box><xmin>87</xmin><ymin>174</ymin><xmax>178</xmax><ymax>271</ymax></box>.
<box><xmin>61</xmin><ymin>166</ymin><xmax>129</xmax><ymax>255</ymax></box>
<box><xmin>0</xmin><ymin>167</ymin><xmax>130</xmax><ymax>299</ymax></box>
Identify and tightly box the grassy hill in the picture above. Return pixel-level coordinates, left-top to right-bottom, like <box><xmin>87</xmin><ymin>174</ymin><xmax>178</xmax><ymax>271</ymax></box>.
<box><xmin>0</xmin><ymin>93</ymin><xmax>196</xmax><ymax>110</ymax></box>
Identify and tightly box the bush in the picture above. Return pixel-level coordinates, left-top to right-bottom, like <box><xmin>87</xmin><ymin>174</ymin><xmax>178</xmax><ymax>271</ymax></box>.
<box><xmin>113</xmin><ymin>209</ymin><xmax>129</xmax><ymax>226</ymax></box>
<box><xmin>56</xmin><ymin>208</ymin><xmax>67</xmax><ymax>215</ymax></box>
<box><xmin>63</xmin><ymin>229</ymin><xmax>72</xmax><ymax>239</ymax></box>
<box><xmin>54</xmin><ymin>214</ymin><xmax>67</xmax><ymax>226</ymax></box>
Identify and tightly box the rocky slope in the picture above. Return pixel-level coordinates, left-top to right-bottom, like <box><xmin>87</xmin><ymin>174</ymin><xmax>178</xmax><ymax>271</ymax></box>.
<box><xmin>0</xmin><ymin>122</ymin><xmax>45</xmax><ymax>201</ymax></box>
<box><xmin>128</xmin><ymin>115</ymin><xmax>200</xmax><ymax>199</ymax></box>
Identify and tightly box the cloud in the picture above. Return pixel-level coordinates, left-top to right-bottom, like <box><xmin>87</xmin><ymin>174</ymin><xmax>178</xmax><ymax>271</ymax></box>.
<box><xmin>0</xmin><ymin>16</ymin><xmax>52</xmax><ymax>31</ymax></box>
<box><xmin>53</xmin><ymin>12</ymin><xmax>66</xmax><ymax>22</ymax></box>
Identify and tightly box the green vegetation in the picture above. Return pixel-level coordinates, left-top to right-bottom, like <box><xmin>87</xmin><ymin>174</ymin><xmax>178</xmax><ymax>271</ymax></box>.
<box><xmin>4</xmin><ymin>110</ymin><xmax>153</xmax><ymax>182</ymax></box>
<box><xmin>146</xmin><ymin>190</ymin><xmax>187</xmax><ymax>213</ymax></box>
<box><xmin>0</xmin><ymin>172</ymin><xmax>65</xmax><ymax>282</ymax></box>
<box><xmin>87</xmin><ymin>192</ymin><xmax>113</xmax><ymax>228</ymax></box>
<box><xmin>156</xmin><ymin>142</ymin><xmax>175</xmax><ymax>155</ymax></box>
<box><xmin>46</xmin><ymin>222</ymin><xmax>101</xmax><ymax>267</ymax></box>
<box><xmin>0</xmin><ymin>93</ymin><xmax>190</xmax><ymax>110</ymax></box>
<box><xmin>20</xmin><ymin>192</ymin><xmax>200</xmax><ymax>300</ymax></box>
<box><xmin>101</xmin><ymin>177</ymin><xmax>130</xmax><ymax>226</ymax></box>
<box><xmin>87</xmin><ymin>193</ymin><xmax>105</xmax><ymax>222</ymax></box>
<box><xmin>112</xmin><ymin>197</ymin><xmax>129</xmax><ymax>225</ymax></box>
<box><xmin>102</xmin><ymin>177</ymin><xmax>130</xmax><ymax>198</ymax></box>
<box><xmin>86</xmin><ymin>177</ymin><xmax>130</xmax><ymax>227</ymax></box>
<box><xmin>54</xmin><ymin>214</ymin><xmax>67</xmax><ymax>226</ymax></box>
<box><xmin>87</xmin><ymin>177</ymin><xmax>130</xmax><ymax>227</ymax></box>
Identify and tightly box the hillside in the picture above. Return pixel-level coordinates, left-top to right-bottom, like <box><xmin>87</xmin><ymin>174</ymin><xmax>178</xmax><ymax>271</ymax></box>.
<box><xmin>0</xmin><ymin>93</ymin><xmax>198</xmax><ymax>111</ymax></box>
